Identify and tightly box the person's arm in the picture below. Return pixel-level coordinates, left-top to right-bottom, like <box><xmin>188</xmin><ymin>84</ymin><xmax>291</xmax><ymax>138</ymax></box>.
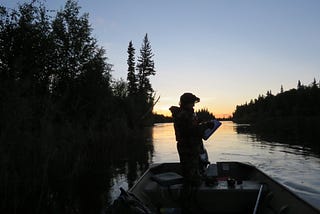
<box><xmin>180</xmin><ymin>112</ymin><xmax>208</xmax><ymax>138</ymax></box>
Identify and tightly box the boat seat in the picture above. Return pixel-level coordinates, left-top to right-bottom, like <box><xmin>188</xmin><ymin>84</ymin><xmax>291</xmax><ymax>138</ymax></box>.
<box><xmin>204</xmin><ymin>164</ymin><xmax>219</xmax><ymax>186</ymax></box>
<box><xmin>205</xmin><ymin>164</ymin><xmax>218</xmax><ymax>177</ymax></box>
<box><xmin>151</xmin><ymin>172</ymin><xmax>184</xmax><ymax>186</ymax></box>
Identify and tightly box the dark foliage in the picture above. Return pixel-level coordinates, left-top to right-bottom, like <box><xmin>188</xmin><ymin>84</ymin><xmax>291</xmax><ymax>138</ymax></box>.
<box><xmin>233</xmin><ymin>80</ymin><xmax>320</xmax><ymax>151</ymax></box>
<box><xmin>196</xmin><ymin>108</ymin><xmax>216</xmax><ymax>123</ymax></box>
<box><xmin>136</xmin><ymin>34</ymin><xmax>155</xmax><ymax>97</ymax></box>
<box><xmin>124</xmin><ymin>35</ymin><xmax>157</xmax><ymax>128</ymax></box>
<box><xmin>0</xmin><ymin>1</ymin><xmax>156</xmax><ymax>213</ymax></box>
<box><xmin>127</xmin><ymin>41</ymin><xmax>137</xmax><ymax>96</ymax></box>
<box><xmin>152</xmin><ymin>113</ymin><xmax>173</xmax><ymax>123</ymax></box>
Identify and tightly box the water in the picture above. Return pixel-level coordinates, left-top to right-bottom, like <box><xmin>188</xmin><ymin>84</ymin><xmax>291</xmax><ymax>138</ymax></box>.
<box><xmin>109</xmin><ymin>121</ymin><xmax>320</xmax><ymax>209</ymax></box>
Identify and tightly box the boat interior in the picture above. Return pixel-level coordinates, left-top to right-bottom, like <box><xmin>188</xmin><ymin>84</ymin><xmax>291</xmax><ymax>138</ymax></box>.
<box><xmin>140</xmin><ymin>162</ymin><xmax>265</xmax><ymax>213</ymax></box>
<box><xmin>110</xmin><ymin>162</ymin><xmax>319</xmax><ymax>214</ymax></box>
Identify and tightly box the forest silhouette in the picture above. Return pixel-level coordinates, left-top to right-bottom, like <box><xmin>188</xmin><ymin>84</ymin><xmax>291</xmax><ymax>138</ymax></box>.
<box><xmin>233</xmin><ymin>80</ymin><xmax>320</xmax><ymax>152</ymax></box>
<box><xmin>0</xmin><ymin>0</ymin><xmax>157</xmax><ymax>213</ymax></box>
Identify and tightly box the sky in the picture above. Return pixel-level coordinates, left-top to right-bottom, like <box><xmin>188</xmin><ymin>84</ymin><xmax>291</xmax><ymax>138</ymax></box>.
<box><xmin>2</xmin><ymin>0</ymin><xmax>320</xmax><ymax>117</ymax></box>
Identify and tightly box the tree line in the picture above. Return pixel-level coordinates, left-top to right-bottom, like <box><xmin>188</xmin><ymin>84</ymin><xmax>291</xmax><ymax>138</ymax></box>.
<box><xmin>0</xmin><ymin>0</ymin><xmax>156</xmax><ymax>213</ymax></box>
<box><xmin>233</xmin><ymin>79</ymin><xmax>320</xmax><ymax>151</ymax></box>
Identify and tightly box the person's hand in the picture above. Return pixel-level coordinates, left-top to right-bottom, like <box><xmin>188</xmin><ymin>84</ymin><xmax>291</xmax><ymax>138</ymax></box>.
<box><xmin>207</xmin><ymin>121</ymin><xmax>215</xmax><ymax>129</ymax></box>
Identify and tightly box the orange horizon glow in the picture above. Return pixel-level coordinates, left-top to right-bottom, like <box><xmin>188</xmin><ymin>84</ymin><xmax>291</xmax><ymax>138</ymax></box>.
<box><xmin>152</xmin><ymin>94</ymin><xmax>238</xmax><ymax>119</ymax></box>
<box><xmin>153</xmin><ymin>107</ymin><xmax>233</xmax><ymax>119</ymax></box>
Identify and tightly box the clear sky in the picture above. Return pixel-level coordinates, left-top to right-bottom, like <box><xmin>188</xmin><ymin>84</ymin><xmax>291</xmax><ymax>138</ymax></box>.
<box><xmin>3</xmin><ymin>0</ymin><xmax>320</xmax><ymax>117</ymax></box>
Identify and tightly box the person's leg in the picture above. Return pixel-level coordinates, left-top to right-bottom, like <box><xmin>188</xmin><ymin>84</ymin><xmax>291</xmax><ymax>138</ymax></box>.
<box><xmin>177</xmin><ymin>143</ymin><xmax>202</xmax><ymax>185</ymax></box>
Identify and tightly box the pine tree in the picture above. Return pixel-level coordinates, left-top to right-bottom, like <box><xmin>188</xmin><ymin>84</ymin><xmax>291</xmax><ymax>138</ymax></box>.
<box><xmin>297</xmin><ymin>80</ymin><xmax>302</xmax><ymax>89</ymax></box>
<box><xmin>266</xmin><ymin>90</ymin><xmax>272</xmax><ymax>96</ymax></box>
<box><xmin>137</xmin><ymin>33</ymin><xmax>155</xmax><ymax>97</ymax></box>
<box><xmin>127</xmin><ymin>40</ymin><xmax>137</xmax><ymax>95</ymax></box>
<box><xmin>311</xmin><ymin>78</ymin><xmax>317</xmax><ymax>89</ymax></box>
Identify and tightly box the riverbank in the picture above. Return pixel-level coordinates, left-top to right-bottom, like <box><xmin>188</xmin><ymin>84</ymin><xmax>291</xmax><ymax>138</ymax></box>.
<box><xmin>234</xmin><ymin>116</ymin><xmax>320</xmax><ymax>154</ymax></box>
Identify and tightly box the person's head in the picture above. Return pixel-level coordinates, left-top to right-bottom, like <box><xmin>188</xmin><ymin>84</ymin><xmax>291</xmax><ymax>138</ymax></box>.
<box><xmin>179</xmin><ymin>92</ymin><xmax>200</xmax><ymax>110</ymax></box>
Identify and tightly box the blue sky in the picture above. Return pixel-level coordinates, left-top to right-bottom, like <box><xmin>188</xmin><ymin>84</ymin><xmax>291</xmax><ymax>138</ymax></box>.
<box><xmin>3</xmin><ymin>0</ymin><xmax>320</xmax><ymax>117</ymax></box>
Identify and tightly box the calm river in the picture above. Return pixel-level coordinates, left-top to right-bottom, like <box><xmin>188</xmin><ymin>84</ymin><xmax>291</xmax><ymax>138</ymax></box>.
<box><xmin>109</xmin><ymin>121</ymin><xmax>320</xmax><ymax>209</ymax></box>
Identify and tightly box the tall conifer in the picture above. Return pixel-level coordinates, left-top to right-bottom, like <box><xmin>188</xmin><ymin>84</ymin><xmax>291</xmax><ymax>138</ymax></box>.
<box><xmin>136</xmin><ymin>33</ymin><xmax>155</xmax><ymax>97</ymax></box>
<box><xmin>127</xmin><ymin>41</ymin><xmax>137</xmax><ymax>95</ymax></box>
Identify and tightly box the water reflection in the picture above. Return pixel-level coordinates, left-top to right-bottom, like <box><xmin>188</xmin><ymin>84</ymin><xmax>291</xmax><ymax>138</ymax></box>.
<box><xmin>109</xmin><ymin>121</ymin><xmax>320</xmax><ymax>209</ymax></box>
<box><xmin>235</xmin><ymin>122</ymin><xmax>320</xmax><ymax>154</ymax></box>
<box><xmin>152</xmin><ymin>123</ymin><xmax>179</xmax><ymax>163</ymax></box>
<box><xmin>235</xmin><ymin>123</ymin><xmax>319</xmax><ymax>158</ymax></box>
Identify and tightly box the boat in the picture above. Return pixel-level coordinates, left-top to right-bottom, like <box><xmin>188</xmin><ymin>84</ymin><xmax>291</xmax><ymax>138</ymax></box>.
<box><xmin>110</xmin><ymin>162</ymin><xmax>320</xmax><ymax>214</ymax></box>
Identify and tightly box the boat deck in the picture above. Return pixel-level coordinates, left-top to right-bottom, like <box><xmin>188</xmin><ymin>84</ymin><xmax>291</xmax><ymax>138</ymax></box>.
<box><xmin>127</xmin><ymin>162</ymin><xmax>320</xmax><ymax>214</ymax></box>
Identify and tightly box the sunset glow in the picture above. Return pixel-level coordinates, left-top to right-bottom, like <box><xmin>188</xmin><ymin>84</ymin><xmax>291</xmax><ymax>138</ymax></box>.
<box><xmin>3</xmin><ymin>0</ymin><xmax>320</xmax><ymax>116</ymax></box>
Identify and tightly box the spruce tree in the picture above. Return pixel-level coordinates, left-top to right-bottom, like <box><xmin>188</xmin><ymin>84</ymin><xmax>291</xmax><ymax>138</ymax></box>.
<box><xmin>127</xmin><ymin>40</ymin><xmax>137</xmax><ymax>95</ymax></box>
<box><xmin>297</xmin><ymin>80</ymin><xmax>302</xmax><ymax>89</ymax></box>
<box><xmin>136</xmin><ymin>33</ymin><xmax>155</xmax><ymax>97</ymax></box>
<box><xmin>312</xmin><ymin>78</ymin><xmax>317</xmax><ymax>89</ymax></box>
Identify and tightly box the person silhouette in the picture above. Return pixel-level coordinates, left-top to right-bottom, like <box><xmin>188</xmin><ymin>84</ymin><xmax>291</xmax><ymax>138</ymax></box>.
<box><xmin>169</xmin><ymin>93</ymin><xmax>214</xmax><ymax>186</ymax></box>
